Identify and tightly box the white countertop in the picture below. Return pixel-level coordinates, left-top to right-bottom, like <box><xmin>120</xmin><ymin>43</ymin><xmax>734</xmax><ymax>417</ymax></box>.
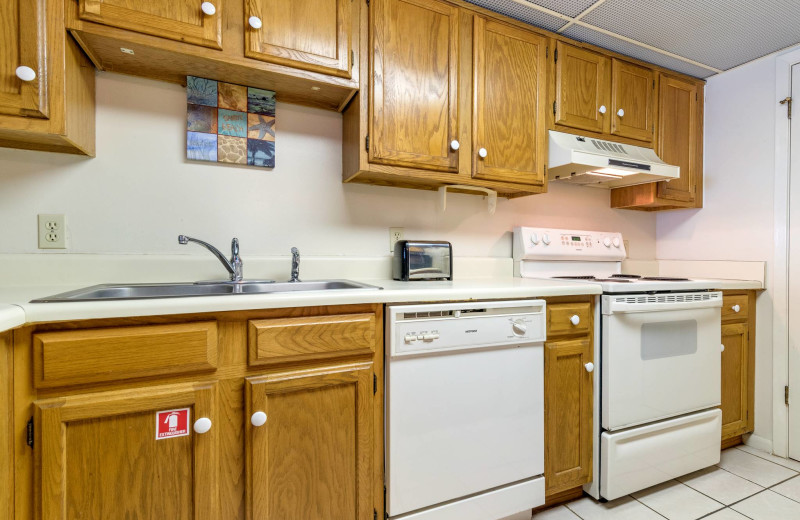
<box><xmin>0</xmin><ymin>277</ymin><xmax>602</xmax><ymax>331</ymax></box>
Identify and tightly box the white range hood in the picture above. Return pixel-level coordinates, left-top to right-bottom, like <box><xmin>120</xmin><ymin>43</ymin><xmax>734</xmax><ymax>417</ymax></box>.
<box><xmin>547</xmin><ymin>130</ymin><xmax>680</xmax><ymax>188</ymax></box>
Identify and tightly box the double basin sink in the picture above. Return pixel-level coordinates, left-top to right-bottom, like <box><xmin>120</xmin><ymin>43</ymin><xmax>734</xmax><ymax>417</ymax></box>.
<box><xmin>31</xmin><ymin>280</ymin><xmax>382</xmax><ymax>303</ymax></box>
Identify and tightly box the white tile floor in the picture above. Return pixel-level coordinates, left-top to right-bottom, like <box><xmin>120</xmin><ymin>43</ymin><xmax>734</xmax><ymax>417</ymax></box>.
<box><xmin>533</xmin><ymin>446</ymin><xmax>800</xmax><ymax>520</ymax></box>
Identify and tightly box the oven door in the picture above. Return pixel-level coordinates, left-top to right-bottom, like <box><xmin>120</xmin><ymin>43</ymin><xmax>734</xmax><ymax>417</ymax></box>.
<box><xmin>601</xmin><ymin>292</ymin><xmax>722</xmax><ymax>431</ymax></box>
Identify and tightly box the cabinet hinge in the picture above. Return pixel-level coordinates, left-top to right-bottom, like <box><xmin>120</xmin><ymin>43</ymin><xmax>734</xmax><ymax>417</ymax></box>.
<box><xmin>786</xmin><ymin>385</ymin><xmax>790</xmax><ymax>406</ymax></box>
<box><xmin>26</xmin><ymin>417</ymin><xmax>34</xmax><ymax>449</ymax></box>
<box><xmin>373</xmin><ymin>373</ymin><xmax>378</xmax><ymax>394</ymax></box>
<box><xmin>653</xmin><ymin>79</ymin><xmax>655</xmax><ymax>90</ymax></box>
<box><xmin>374</xmin><ymin>509</ymin><xmax>377</xmax><ymax>520</ymax></box>
<box><xmin>780</xmin><ymin>97</ymin><xmax>792</xmax><ymax>119</ymax></box>
<box><xmin>351</xmin><ymin>50</ymin><xmax>355</xmax><ymax>70</ymax></box>
<box><xmin>365</xmin><ymin>135</ymin><xmax>370</xmax><ymax>153</ymax></box>
<box><xmin>546</xmin><ymin>46</ymin><xmax>549</xmax><ymax>59</ymax></box>
<box><xmin>554</xmin><ymin>48</ymin><xmax>558</xmax><ymax>63</ymax></box>
<box><xmin>366</xmin><ymin>0</ymin><xmax>370</xmax><ymax>5</ymax></box>
<box><xmin>553</xmin><ymin>101</ymin><xmax>556</xmax><ymax>116</ymax></box>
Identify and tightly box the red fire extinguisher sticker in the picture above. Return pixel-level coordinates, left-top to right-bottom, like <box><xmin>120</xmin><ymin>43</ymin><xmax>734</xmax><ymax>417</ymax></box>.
<box><xmin>156</xmin><ymin>408</ymin><xmax>191</xmax><ymax>440</ymax></box>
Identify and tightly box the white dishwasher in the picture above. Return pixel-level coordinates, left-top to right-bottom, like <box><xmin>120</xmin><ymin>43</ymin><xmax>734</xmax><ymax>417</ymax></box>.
<box><xmin>386</xmin><ymin>300</ymin><xmax>546</xmax><ymax>520</ymax></box>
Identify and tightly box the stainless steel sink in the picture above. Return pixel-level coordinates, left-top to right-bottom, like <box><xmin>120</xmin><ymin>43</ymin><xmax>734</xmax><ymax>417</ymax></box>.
<box><xmin>30</xmin><ymin>280</ymin><xmax>382</xmax><ymax>303</ymax></box>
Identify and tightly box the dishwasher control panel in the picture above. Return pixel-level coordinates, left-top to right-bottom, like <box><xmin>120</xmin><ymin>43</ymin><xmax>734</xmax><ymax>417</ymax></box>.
<box><xmin>388</xmin><ymin>300</ymin><xmax>546</xmax><ymax>357</ymax></box>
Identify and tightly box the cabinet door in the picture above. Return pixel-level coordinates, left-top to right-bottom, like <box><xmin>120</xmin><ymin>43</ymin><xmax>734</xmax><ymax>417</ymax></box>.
<box><xmin>544</xmin><ymin>338</ymin><xmax>593</xmax><ymax>495</ymax></box>
<box><xmin>655</xmin><ymin>74</ymin><xmax>700</xmax><ymax>203</ymax></box>
<box><xmin>35</xmin><ymin>382</ymin><xmax>219</xmax><ymax>520</ymax></box>
<box><xmin>611</xmin><ymin>59</ymin><xmax>655</xmax><ymax>142</ymax></box>
<box><xmin>245</xmin><ymin>0</ymin><xmax>352</xmax><ymax>79</ymax></box>
<box><xmin>721</xmin><ymin>322</ymin><xmax>751</xmax><ymax>440</ymax></box>
<box><xmin>555</xmin><ymin>42</ymin><xmax>610</xmax><ymax>134</ymax></box>
<box><xmin>246</xmin><ymin>363</ymin><xmax>373</xmax><ymax>519</ymax></box>
<box><xmin>370</xmin><ymin>0</ymin><xmax>460</xmax><ymax>172</ymax></box>
<box><xmin>0</xmin><ymin>0</ymin><xmax>48</xmax><ymax>118</ymax></box>
<box><xmin>77</xmin><ymin>0</ymin><xmax>223</xmax><ymax>49</ymax></box>
<box><xmin>472</xmin><ymin>17</ymin><xmax>546</xmax><ymax>186</ymax></box>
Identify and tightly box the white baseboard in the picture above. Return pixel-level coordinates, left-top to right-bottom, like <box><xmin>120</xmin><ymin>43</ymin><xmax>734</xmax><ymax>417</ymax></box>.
<box><xmin>743</xmin><ymin>433</ymin><xmax>773</xmax><ymax>454</ymax></box>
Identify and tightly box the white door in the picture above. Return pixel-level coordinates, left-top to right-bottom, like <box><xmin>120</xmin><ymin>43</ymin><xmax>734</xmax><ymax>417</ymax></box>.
<box><xmin>788</xmin><ymin>63</ymin><xmax>800</xmax><ymax>460</ymax></box>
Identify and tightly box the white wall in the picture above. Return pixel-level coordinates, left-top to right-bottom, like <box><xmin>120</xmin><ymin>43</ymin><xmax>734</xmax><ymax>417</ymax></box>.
<box><xmin>657</xmin><ymin>55</ymin><xmax>781</xmax><ymax>446</ymax></box>
<box><xmin>0</xmin><ymin>72</ymin><xmax>656</xmax><ymax>260</ymax></box>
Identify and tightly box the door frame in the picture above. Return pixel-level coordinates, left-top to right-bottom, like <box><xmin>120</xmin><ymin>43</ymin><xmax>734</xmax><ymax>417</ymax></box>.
<box><xmin>772</xmin><ymin>47</ymin><xmax>800</xmax><ymax>458</ymax></box>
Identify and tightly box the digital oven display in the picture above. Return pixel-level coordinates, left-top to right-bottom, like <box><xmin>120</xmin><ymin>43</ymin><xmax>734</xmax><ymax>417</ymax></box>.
<box><xmin>572</xmin><ymin>236</ymin><xmax>581</xmax><ymax>241</ymax></box>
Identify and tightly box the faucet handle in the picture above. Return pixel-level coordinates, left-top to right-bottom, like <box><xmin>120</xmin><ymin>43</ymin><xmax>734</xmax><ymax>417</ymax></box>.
<box><xmin>231</xmin><ymin>237</ymin><xmax>239</xmax><ymax>258</ymax></box>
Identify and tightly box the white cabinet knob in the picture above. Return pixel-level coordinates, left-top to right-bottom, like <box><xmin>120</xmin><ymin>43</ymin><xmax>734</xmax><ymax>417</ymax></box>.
<box><xmin>721</xmin><ymin>344</ymin><xmax>725</xmax><ymax>352</ymax></box>
<box><xmin>570</xmin><ymin>315</ymin><xmax>580</xmax><ymax>326</ymax></box>
<box><xmin>599</xmin><ymin>105</ymin><xmax>607</xmax><ymax>114</ymax></box>
<box><xmin>585</xmin><ymin>362</ymin><xmax>594</xmax><ymax>373</ymax></box>
<box><xmin>732</xmin><ymin>305</ymin><xmax>741</xmax><ymax>313</ymax></box>
<box><xmin>250</xmin><ymin>411</ymin><xmax>267</xmax><ymax>427</ymax></box>
<box><xmin>617</xmin><ymin>108</ymin><xmax>625</xmax><ymax>117</ymax></box>
<box><xmin>200</xmin><ymin>2</ymin><xmax>216</xmax><ymax>15</ymax></box>
<box><xmin>15</xmin><ymin>66</ymin><xmax>36</xmax><ymax>82</ymax></box>
<box><xmin>478</xmin><ymin>147</ymin><xmax>488</xmax><ymax>158</ymax></box>
<box><xmin>193</xmin><ymin>417</ymin><xmax>212</xmax><ymax>434</ymax></box>
<box><xmin>450</xmin><ymin>139</ymin><xmax>460</xmax><ymax>151</ymax></box>
<box><xmin>248</xmin><ymin>16</ymin><xmax>263</xmax><ymax>29</ymax></box>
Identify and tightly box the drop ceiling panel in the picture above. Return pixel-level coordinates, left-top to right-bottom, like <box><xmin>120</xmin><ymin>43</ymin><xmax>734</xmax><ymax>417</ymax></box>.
<box><xmin>562</xmin><ymin>25</ymin><xmax>717</xmax><ymax>79</ymax></box>
<box><xmin>523</xmin><ymin>0</ymin><xmax>600</xmax><ymax>18</ymax></box>
<box><xmin>462</xmin><ymin>0</ymin><xmax>568</xmax><ymax>32</ymax></box>
<box><xmin>581</xmin><ymin>0</ymin><xmax>800</xmax><ymax>71</ymax></box>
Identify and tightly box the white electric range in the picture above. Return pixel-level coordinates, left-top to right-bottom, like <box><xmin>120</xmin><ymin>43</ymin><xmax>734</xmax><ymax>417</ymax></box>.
<box><xmin>514</xmin><ymin>227</ymin><xmax>723</xmax><ymax>500</ymax></box>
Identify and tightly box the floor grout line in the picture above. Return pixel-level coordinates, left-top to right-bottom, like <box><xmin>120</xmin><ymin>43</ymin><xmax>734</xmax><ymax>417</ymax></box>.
<box><xmin>734</xmin><ymin>446</ymin><xmax>800</xmax><ymax>473</ymax></box>
<box><xmin>714</xmin><ymin>463</ymin><xmax>787</xmax><ymax>490</ymax></box>
<box><xmin>629</xmin><ymin>493</ymin><xmax>675</xmax><ymax>519</ymax></box>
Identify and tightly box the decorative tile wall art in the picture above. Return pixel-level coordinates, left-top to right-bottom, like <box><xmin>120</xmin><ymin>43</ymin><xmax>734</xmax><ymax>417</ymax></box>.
<box><xmin>186</xmin><ymin>76</ymin><xmax>275</xmax><ymax>168</ymax></box>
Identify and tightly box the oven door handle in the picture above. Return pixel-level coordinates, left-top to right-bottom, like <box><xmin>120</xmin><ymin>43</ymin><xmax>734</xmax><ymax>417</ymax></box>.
<box><xmin>605</xmin><ymin>293</ymin><xmax>723</xmax><ymax>314</ymax></box>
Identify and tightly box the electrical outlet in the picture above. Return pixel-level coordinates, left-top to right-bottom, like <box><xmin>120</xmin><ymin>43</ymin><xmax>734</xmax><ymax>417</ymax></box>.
<box><xmin>389</xmin><ymin>227</ymin><xmax>404</xmax><ymax>253</ymax></box>
<box><xmin>38</xmin><ymin>214</ymin><xmax>66</xmax><ymax>249</ymax></box>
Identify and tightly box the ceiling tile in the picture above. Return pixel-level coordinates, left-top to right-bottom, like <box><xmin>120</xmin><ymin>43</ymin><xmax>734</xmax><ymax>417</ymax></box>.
<box><xmin>580</xmin><ymin>0</ymin><xmax>800</xmax><ymax>70</ymax></box>
<box><xmin>462</xmin><ymin>0</ymin><xmax>568</xmax><ymax>32</ymax></box>
<box><xmin>525</xmin><ymin>0</ymin><xmax>601</xmax><ymax>18</ymax></box>
<box><xmin>562</xmin><ymin>25</ymin><xmax>717</xmax><ymax>78</ymax></box>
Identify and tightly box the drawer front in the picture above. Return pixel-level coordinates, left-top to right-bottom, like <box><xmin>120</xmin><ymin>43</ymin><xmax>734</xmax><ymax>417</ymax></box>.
<box><xmin>547</xmin><ymin>303</ymin><xmax>591</xmax><ymax>337</ymax></box>
<box><xmin>33</xmin><ymin>322</ymin><xmax>218</xmax><ymax>388</ymax></box>
<box><xmin>722</xmin><ymin>294</ymin><xmax>749</xmax><ymax>322</ymax></box>
<box><xmin>248</xmin><ymin>313</ymin><xmax>375</xmax><ymax>366</ymax></box>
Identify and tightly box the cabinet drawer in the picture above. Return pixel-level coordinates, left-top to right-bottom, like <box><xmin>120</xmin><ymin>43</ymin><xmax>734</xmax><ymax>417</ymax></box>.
<box><xmin>547</xmin><ymin>303</ymin><xmax>591</xmax><ymax>337</ymax></box>
<box><xmin>248</xmin><ymin>313</ymin><xmax>376</xmax><ymax>366</ymax></box>
<box><xmin>722</xmin><ymin>295</ymin><xmax>749</xmax><ymax>322</ymax></box>
<box><xmin>33</xmin><ymin>322</ymin><xmax>218</xmax><ymax>388</ymax></box>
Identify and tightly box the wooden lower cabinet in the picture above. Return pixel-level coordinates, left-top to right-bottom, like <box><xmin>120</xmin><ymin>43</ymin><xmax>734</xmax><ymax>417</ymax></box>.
<box><xmin>9</xmin><ymin>304</ymin><xmax>383</xmax><ymax>520</ymax></box>
<box><xmin>35</xmin><ymin>382</ymin><xmax>219</xmax><ymax>520</ymax></box>
<box><xmin>720</xmin><ymin>291</ymin><xmax>756</xmax><ymax>444</ymax></box>
<box><xmin>543</xmin><ymin>298</ymin><xmax>594</xmax><ymax>498</ymax></box>
<box><xmin>246</xmin><ymin>363</ymin><xmax>373</xmax><ymax>519</ymax></box>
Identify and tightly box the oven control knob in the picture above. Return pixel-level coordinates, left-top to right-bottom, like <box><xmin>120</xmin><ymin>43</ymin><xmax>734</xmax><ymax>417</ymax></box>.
<box><xmin>612</xmin><ymin>237</ymin><xmax>621</xmax><ymax>248</ymax></box>
<box><xmin>570</xmin><ymin>315</ymin><xmax>580</xmax><ymax>326</ymax></box>
<box><xmin>512</xmin><ymin>320</ymin><xmax>527</xmax><ymax>336</ymax></box>
<box><xmin>732</xmin><ymin>304</ymin><xmax>741</xmax><ymax>313</ymax></box>
<box><xmin>530</xmin><ymin>232</ymin><xmax>539</xmax><ymax>245</ymax></box>
<box><xmin>542</xmin><ymin>233</ymin><xmax>551</xmax><ymax>245</ymax></box>
<box><xmin>584</xmin><ymin>362</ymin><xmax>594</xmax><ymax>373</ymax></box>
<box><xmin>603</xmin><ymin>237</ymin><xmax>612</xmax><ymax>248</ymax></box>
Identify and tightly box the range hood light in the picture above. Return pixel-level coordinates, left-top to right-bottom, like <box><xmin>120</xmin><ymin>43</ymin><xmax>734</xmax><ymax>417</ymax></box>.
<box><xmin>591</xmin><ymin>167</ymin><xmax>641</xmax><ymax>177</ymax></box>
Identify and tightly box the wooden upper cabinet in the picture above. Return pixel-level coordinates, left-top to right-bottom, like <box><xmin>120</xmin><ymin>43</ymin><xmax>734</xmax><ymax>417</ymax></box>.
<box><xmin>35</xmin><ymin>382</ymin><xmax>219</xmax><ymax>520</ymax></box>
<box><xmin>656</xmin><ymin>74</ymin><xmax>700</xmax><ymax>203</ymax></box>
<box><xmin>0</xmin><ymin>0</ymin><xmax>48</xmax><ymax>118</ymax></box>
<box><xmin>370</xmin><ymin>0</ymin><xmax>460</xmax><ymax>172</ymax></box>
<box><xmin>246</xmin><ymin>363</ymin><xmax>373</xmax><ymax>519</ymax></box>
<box><xmin>555</xmin><ymin>42</ymin><xmax>610</xmax><ymax>134</ymax></box>
<box><xmin>611</xmin><ymin>59</ymin><xmax>655</xmax><ymax>142</ymax></box>
<box><xmin>472</xmin><ymin>17</ymin><xmax>547</xmax><ymax>186</ymax></box>
<box><xmin>245</xmin><ymin>0</ymin><xmax>353</xmax><ymax>79</ymax></box>
<box><xmin>76</xmin><ymin>0</ymin><xmax>223</xmax><ymax>49</ymax></box>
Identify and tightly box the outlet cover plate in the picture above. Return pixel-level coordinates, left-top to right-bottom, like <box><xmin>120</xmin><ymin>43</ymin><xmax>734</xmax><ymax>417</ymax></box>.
<box><xmin>390</xmin><ymin>227</ymin><xmax>404</xmax><ymax>253</ymax></box>
<box><xmin>38</xmin><ymin>214</ymin><xmax>66</xmax><ymax>249</ymax></box>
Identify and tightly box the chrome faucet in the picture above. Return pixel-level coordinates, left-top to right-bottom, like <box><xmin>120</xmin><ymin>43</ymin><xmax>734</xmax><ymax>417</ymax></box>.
<box><xmin>178</xmin><ymin>235</ymin><xmax>244</xmax><ymax>282</ymax></box>
<box><xmin>289</xmin><ymin>247</ymin><xmax>301</xmax><ymax>282</ymax></box>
